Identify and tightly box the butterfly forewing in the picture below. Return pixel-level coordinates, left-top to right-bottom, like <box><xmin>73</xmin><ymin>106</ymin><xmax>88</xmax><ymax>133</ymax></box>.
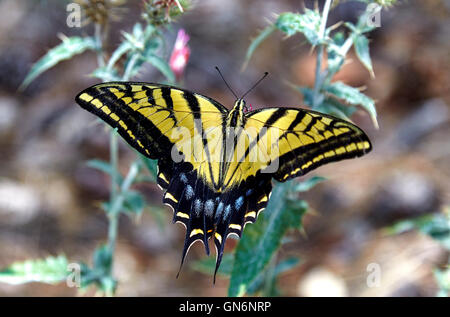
<box><xmin>244</xmin><ymin>107</ymin><xmax>372</xmax><ymax>182</ymax></box>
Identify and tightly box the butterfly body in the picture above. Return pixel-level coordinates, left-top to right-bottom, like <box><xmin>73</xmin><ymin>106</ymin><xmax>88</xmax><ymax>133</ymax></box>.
<box><xmin>226</xmin><ymin>99</ymin><xmax>247</xmax><ymax>127</ymax></box>
<box><xmin>76</xmin><ymin>82</ymin><xmax>371</xmax><ymax>279</ymax></box>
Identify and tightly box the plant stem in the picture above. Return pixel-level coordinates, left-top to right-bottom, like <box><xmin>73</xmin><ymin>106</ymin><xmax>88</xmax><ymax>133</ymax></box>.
<box><xmin>100</xmin><ymin>16</ymin><xmax>144</xmax><ymax>284</ymax></box>
<box><xmin>94</xmin><ymin>23</ymin><xmax>105</xmax><ymax>68</ymax></box>
<box><xmin>107</xmin><ymin>131</ymin><xmax>119</xmax><ymax>268</ymax></box>
<box><xmin>123</xmin><ymin>54</ymin><xmax>139</xmax><ymax>81</ymax></box>
<box><xmin>110</xmin><ymin>133</ymin><xmax>119</xmax><ymax>201</ymax></box>
<box><xmin>107</xmin><ymin>212</ymin><xmax>118</xmax><ymax>262</ymax></box>
<box><xmin>106</xmin><ymin>53</ymin><xmax>140</xmax><ymax>262</ymax></box>
<box><xmin>312</xmin><ymin>0</ymin><xmax>333</xmax><ymax>108</ymax></box>
<box><xmin>324</xmin><ymin>36</ymin><xmax>353</xmax><ymax>85</ymax></box>
<box><xmin>106</xmin><ymin>138</ymin><xmax>140</xmax><ymax>275</ymax></box>
<box><xmin>262</xmin><ymin>255</ymin><xmax>277</xmax><ymax>296</ymax></box>
<box><xmin>104</xmin><ymin>48</ymin><xmax>140</xmax><ymax>278</ymax></box>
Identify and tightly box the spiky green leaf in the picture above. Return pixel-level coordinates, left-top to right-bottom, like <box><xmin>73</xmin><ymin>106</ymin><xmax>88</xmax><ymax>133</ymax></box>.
<box><xmin>325</xmin><ymin>81</ymin><xmax>378</xmax><ymax>128</ymax></box>
<box><xmin>142</xmin><ymin>53</ymin><xmax>175</xmax><ymax>83</ymax></box>
<box><xmin>275</xmin><ymin>10</ymin><xmax>323</xmax><ymax>45</ymax></box>
<box><xmin>20</xmin><ymin>36</ymin><xmax>96</xmax><ymax>89</ymax></box>
<box><xmin>0</xmin><ymin>255</ymin><xmax>69</xmax><ymax>285</ymax></box>
<box><xmin>86</xmin><ymin>159</ymin><xmax>124</xmax><ymax>185</ymax></box>
<box><xmin>228</xmin><ymin>182</ymin><xmax>307</xmax><ymax>297</ymax></box>
<box><xmin>294</xmin><ymin>176</ymin><xmax>327</xmax><ymax>192</ymax></box>
<box><xmin>354</xmin><ymin>34</ymin><xmax>374</xmax><ymax>77</ymax></box>
<box><xmin>242</xmin><ymin>24</ymin><xmax>276</xmax><ymax>70</ymax></box>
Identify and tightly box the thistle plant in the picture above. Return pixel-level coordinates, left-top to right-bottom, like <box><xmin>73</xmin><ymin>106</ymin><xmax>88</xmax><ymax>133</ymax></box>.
<box><xmin>193</xmin><ymin>0</ymin><xmax>393</xmax><ymax>296</ymax></box>
<box><xmin>1</xmin><ymin>0</ymin><xmax>188</xmax><ymax>296</ymax></box>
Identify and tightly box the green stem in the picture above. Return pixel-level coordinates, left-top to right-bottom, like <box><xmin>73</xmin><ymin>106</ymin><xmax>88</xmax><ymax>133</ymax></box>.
<box><xmin>102</xmin><ymin>23</ymin><xmax>142</xmax><ymax>283</ymax></box>
<box><xmin>110</xmin><ymin>132</ymin><xmax>119</xmax><ymax>200</ymax></box>
<box><xmin>107</xmin><ymin>213</ymin><xmax>118</xmax><ymax>257</ymax></box>
<box><xmin>123</xmin><ymin>54</ymin><xmax>139</xmax><ymax>81</ymax></box>
<box><xmin>107</xmin><ymin>131</ymin><xmax>119</xmax><ymax>269</ymax></box>
<box><xmin>94</xmin><ymin>23</ymin><xmax>105</xmax><ymax>68</ymax></box>
<box><xmin>323</xmin><ymin>36</ymin><xmax>353</xmax><ymax>86</ymax></box>
<box><xmin>312</xmin><ymin>46</ymin><xmax>324</xmax><ymax>108</ymax></box>
<box><xmin>105</xmin><ymin>49</ymin><xmax>140</xmax><ymax>276</ymax></box>
<box><xmin>262</xmin><ymin>256</ymin><xmax>277</xmax><ymax>296</ymax></box>
<box><xmin>106</xmin><ymin>157</ymin><xmax>140</xmax><ymax>274</ymax></box>
<box><xmin>312</xmin><ymin>0</ymin><xmax>333</xmax><ymax>108</ymax></box>
<box><xmin>323</xmin><ymin>5</ymin><xmax>373</xmax><ymax>86</ymax></box>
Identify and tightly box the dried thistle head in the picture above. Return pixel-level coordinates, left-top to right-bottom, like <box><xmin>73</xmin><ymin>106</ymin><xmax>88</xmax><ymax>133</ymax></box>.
<box><xmin>142</xmin><ymin>0</ymin><xmax>188</xmax><ymax>26</ymax></box>
<box><xmin>76</xmin><ymin>0</ymin><xmax>127</xmax><ymax>26</ymax></box>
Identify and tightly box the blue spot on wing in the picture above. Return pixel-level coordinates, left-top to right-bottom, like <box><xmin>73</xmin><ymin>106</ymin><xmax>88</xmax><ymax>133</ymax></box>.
<box><xmin>235</xmin><ymin>196</ymin><xmax>244</xmax><ymax>210</ymax></box>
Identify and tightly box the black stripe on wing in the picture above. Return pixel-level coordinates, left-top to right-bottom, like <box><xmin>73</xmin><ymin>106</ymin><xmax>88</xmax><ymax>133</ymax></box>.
<box><xmin>75</xmin><ymin>84</ymin><xmax>174</xmax><ymax>160</ymax></box>
<box><xmin>245</xmin><ymin>107</ymin><xmax>372</xmax><ymax>182</ymax></box>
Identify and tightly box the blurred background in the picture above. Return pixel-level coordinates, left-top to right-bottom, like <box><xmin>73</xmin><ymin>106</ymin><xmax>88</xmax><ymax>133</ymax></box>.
<box><xmin>0</xmin><ymin>0</ymin><xmax>449</xmax><ymax>296</ymax></box>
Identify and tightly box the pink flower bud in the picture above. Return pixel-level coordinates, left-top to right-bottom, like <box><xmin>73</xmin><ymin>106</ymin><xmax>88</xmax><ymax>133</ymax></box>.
<box><xmin>169</xmin><ymin>29</ymin><xmax>190</xmax><ymax>82</ymax></box>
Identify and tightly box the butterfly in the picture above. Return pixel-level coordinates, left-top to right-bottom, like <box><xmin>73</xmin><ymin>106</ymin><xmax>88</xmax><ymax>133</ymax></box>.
<box><xmin>75</xmin><ymin>79</ymin><xmax>371</xmax><ymax>280</ymax></box>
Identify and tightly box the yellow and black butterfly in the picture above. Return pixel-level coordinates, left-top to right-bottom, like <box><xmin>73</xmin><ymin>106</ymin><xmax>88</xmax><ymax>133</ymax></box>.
<box><xmin>75</xmin><ymin>78</ymin><xmax>371</xmax><ymax>279</ymax></box>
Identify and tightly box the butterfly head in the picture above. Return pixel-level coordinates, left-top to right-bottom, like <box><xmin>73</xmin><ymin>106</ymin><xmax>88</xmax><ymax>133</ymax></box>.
<box><xmin>240</xmin><ymin>100</ymin><xmax>252</xmax><ymax>113</ymax></box>
<box><xmin>236</xmin><ymin>99</ymin><xmax>248</xmax><ymax>112</ymax></box>
<box><xmin>227</xmin><ymin>99</ymin><xmax>247</xmax><ymax>127</ymax></box>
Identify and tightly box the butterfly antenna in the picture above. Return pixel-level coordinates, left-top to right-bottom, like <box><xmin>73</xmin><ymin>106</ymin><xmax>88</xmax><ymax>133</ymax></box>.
<box><xmin>241</xmin><ymin>72</ymin><xmax>269</xmax><ymax>99</ymax></box>
<box><xmin>215</xmin><ymin>66</ymin><xmax>238</xmax><ymax>99</ymax></box>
